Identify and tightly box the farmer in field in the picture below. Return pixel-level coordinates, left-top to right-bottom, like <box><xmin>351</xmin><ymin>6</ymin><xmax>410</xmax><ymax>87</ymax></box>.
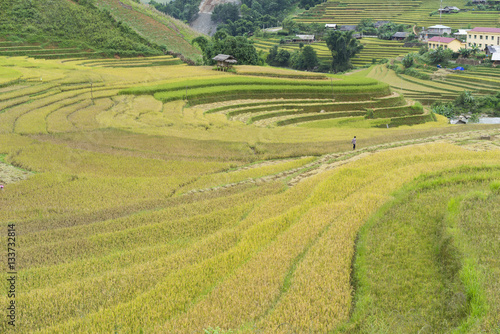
<box><xmin>352</xmin><ymin>136</ymin><xmax>356</xmax><ymax>150</ymax></box>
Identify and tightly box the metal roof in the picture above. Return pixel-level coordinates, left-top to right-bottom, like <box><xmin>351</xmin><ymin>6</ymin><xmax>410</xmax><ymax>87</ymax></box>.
<box><xmin>428</xmin><ymin>36</ymin><xmax>456</xmax><ymax>43</ymax></box>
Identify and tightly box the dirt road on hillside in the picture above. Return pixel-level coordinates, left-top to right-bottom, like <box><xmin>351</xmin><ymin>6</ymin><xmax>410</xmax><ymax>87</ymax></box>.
<box><xmin>190</xmin><ymin>0</ymin><xmax>240</xmax><ymax>35</ymax></box>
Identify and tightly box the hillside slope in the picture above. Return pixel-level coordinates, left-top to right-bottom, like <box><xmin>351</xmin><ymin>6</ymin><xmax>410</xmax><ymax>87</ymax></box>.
<box><xmin>0</xmin><ymin>0</ymin><xmax>202</xmax><ymax>61</ymax></box>
<box><xmin>94</xmin><ymin>0</ymin><xmax>202</xmax><ymax>62</ymax></box>
<box><xmin>0</xmin><ymin>0</ymin><xmax>164</xmax><ymax>57</ymax></box>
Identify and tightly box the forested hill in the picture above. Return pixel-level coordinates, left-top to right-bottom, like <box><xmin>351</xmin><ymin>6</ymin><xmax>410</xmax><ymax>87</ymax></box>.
<box><xmin>0</xmin><ymin>0</ymin><xmax>202</xmax><ymax>61</ymax></box>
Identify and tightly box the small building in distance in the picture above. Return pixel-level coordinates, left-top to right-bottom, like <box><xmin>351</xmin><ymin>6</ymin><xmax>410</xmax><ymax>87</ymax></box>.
<box><xmin>492</xmin><ymin>52</ymin><xmax>500</xmax><ymax>65</ymax></box>
<box><xmin>293</xmin><ymin>35</ymin><xmax>315</xmax><ymax>43</ymax></box>
<box><xmin>467</xmin><ymin>27</ymin><xmax>500</xmax><ymax>50</ymax></box>
<box><xmin>340</xmin><ymin>25</ymin><xmax>357</xmax><ymax>32</ymax></box>
<box><xmin>427</xmin><ymin>25</ymin><xmax>452</xmax><ymax>35</ymax></box>
<box><xmin>325</xmin><ymin>24</ymin><xmax>337</xmax><ymax>29</ymax></box>
<box><xmin>420</xmin><ymin>25</ymin><xmax>452</xmax><ymax>41</ymax></box>
<box><xmin>486</xmin><ymin>45</ymin><xmax>500</xmax><ymax>56</ymax></box>
<box><xmin>428</xmin><ymin>36</ymin><xmax>465</xmax><ymax>52</ymax></box>
<box><xmin>374</xmin><ymin>21</ymin><xmax>390</xmax><ymax>28</ymax></box>
<box><xmin>438</xmin><ymin>6</ymin><xmax>460</xmax><ymax>14</ymax></box>
<box><xmin>454</xmin><ymin>29</ymin><xmax>471</xmax><ymax>41</ymax></box>
<box><xmin>392</xmin><ymin>32</ymin><xmax>409</xmax><ymax>40</ymax></box>
<box><xmin>212</xmin><ymin>54</ymin><xmax>237</xmax><ymax>71</ymax></box>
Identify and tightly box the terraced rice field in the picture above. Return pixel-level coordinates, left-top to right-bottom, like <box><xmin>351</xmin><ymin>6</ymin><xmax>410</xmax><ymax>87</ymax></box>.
<box><xmin>295</xmin><ymin>0</ymin><xmax>500</xmax><ymax>28</ymax></box>
<box><xmin>0</xmin><ymin>41</ymin><xmax>97</xmax><ymax>59</ymax></box>
<box><xmin>252</xmin><ymin>37</ymin><xmax>419</xmax><ymax>67</ymax></box>
<box><xmin>1</xmin><ymin>55</ymin><xmax>499</xmax><ymax>333</ymax></box>
<box><xmin>367</xmin><ymin>64</ymin><xmax>500</xmax><ymax>105</ymax></box>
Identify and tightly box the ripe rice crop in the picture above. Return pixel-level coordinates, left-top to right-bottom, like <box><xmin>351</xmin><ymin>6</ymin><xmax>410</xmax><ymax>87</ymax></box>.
<box><xmin>1</xmin><ymin>55</ymin><xmax>499</xmax><ymax>333</ymax></box>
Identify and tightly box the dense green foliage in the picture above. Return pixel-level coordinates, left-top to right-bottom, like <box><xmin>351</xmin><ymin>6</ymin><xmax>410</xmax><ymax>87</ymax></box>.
<box><xmin>428</xmin><ymin>46</ymin><xmax>454</xmax><ymax>65</ymax></box>
<box><xmin>192</xmin><ymin>33</ymin><xmax>259</xmax><ymax>66</ymax></box>
<box><xmin>216</xmin><ymin>4</ymin><xmax>278</xmax><ymax>36</ymax></box>
<box><xmin>298</xmin><ymin>0</ymin><xmax>323</xmax><ymax>10</ymax></box>
<box><xmin>212</xmin><ymin>3</ymin><xmax>240</xmax><ymax>23</ymax></box>
<box><xmin>240</xmin><ymin>0</ymin><xmax>294</xmax><ymax>18</ymax></box>
<box><xmin>401</xmin><ymin>53</ymin><xmax>415</xmax><ymax>68</ymax></box>
<box><xmin>377</xmin><ymin>22</ymin><xmax>409</xmax><ymax>40</ymax></box>
<box><xmin>215</xmin><ymin>0</ymin><xmax>297</xmax><ymax>36</ymax></box>
<box><xmin>0</xmin><ymin>0</ymin><xmax>164</xmax><ymax>57</ymax></box>
<box><xmin>148</xmin><ymin>0</ymin><xmax>200</xmax><ymax>23</ymax></box>
<box><xmin>325</xmin><ymin>30</ymin><xmax>364</xmax><ymax>73</ymax></box>
<box><xmin>266</xmin><ymin>46</ymin><xmax>291</xmax><ymax>67</ymax></box>
<box><xmin>266</xmin><ymin>45</ymin><xmax>320</xmax><ymax>71</ymax></box>
<box><xmin>432</xmin><ymin>91</ymin><xmax>500</xmax><ymax>118</ymax></box>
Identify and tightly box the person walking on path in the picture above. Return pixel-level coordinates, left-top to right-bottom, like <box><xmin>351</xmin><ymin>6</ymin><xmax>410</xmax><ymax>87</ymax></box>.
<box><xmin>352</xmin><ymin>136</ymin><xmax>356</xmax><ymax>150</ymax></box>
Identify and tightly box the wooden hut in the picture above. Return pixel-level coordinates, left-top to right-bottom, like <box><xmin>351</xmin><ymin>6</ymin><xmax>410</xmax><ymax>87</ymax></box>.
<box><xmin>391</xmin><ymin>32</ymin><xmax>409</xmax><ymax>40</ymax></box>
<box><xmin>212</xmin><ymin>54</ymin><xmax>237</xmax><ymax>71</ymax></box>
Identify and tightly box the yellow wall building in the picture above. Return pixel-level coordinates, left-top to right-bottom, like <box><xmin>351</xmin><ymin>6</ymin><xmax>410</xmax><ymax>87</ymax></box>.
<box><xmin>467</xmin><ymin>27</ymin><xmax>500</xmax><ymax>50</ymax></box>
<box><xmin>427</xmin><ymin>37</ymin><xmax>465</xmax><ymax>52</ymax></box>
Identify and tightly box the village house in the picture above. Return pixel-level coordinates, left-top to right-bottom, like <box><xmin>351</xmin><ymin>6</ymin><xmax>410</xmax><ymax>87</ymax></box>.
<box><xmin>391</xmin><ymin>32</ymin><xmax>409</xmax><ymax>41</ymax></box>
<box><xmin>420</xmin><ymin>25</ymin><xmax>452</xmax><ymax>40</ymax></box>
<box><xmin>454</xmin><ymin>29</ymin><xmax>471</xmax><ymax>41</ymax></box>
<box><xmin>438</xmin><ymin>6</ymin><xmax>460</xmax><ymax>14</ymax></box>
<box><xmin>487</xmin><ymin>45</ymin><xmax>500</xmax><ymax>65</ymax></box>
<box><xmin>325</xmin><ymin>24</ymin><xmax>337</xmax><ymax>30</ymax></box>
<box><xmin>212</xmin><ymin>54</ymin><xmax>237</xmax><ymax>71</ymax></box>
<box><xmin>293</xmin><ymin>35</ymin><xmax>315</xmax><ymax>43</ymax></box>
<box><xmin>486</xmin><ymin>45</ymin><xmax>500</xmax><ymax>56</ymax></box>
<box><xmin>340</xmin><ymin>25</ymin><xmax>357</xmax><ymax>32</ymax></box>
<box><xmin>427</xmin><ymin>36</ymin><xmax>465</xmax><ymax>52</ymax></box>
<box><xmin>466</xmin><ymin>27</ymin><xmax>500</xmax><ymax>50</ymax></box>
<box><xmin>427</xmin><ymin>25</ymin><xmax>452</xmax><ymax>35</ymax></box>
<box><xmin>492</xmin><ymin>52</ymin><xmax>500</xmax><ymax>65</ymax></box>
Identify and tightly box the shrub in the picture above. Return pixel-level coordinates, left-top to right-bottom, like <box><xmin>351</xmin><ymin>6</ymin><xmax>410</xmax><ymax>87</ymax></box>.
<box><xmin>402</xmin><ymin>53</ymin><xmax>414</xmax><ymax>68</ymax></box>
<box><xmin>490</xmin><ymin>181</ymin><xmax>500</xmax><ymax>194</ymax></box>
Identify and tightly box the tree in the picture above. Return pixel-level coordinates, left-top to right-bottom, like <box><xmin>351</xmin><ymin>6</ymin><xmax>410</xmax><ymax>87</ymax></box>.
<box><xmin>266</xmin><ymin>45</ymin><xmax>279</xmax><ymax>65</ymax></box>
<box><xmin>275</xmin><ymin>49</ymin><xmax>291</xmax><ymax>67</ymax></box>
<box><xmin>377</xmin><ymin>22</ymin><xmax>407</xmax><ymax>40</ymax></box>
<box><xmin>402</xmin><ymin>53</ymin><xmax>415</xmax><ymax>68</ymax></box>
<box><xmin>267</xmin><ymin>46</ymin><xmax>291</xmax><ymax>67</ymax></box>
<box><xmin>357</xmin><ymin>18</ymin><xmax>376</xmax><ymax>35</ymax></box>
<box><xmin>455</xmin><ymin>90</ymin><xmax>477</xmax><ymax>112</ymax></box>
<box><xmin>427</xmin><ymin>46</ymin><xmax>453</xmax><ymax>65</ymax></box>
<box><xmin>458</xmin><ymin>48</ymin><xmax>472</xmax><ymax>58</ymax></box>
<box><xmin>470</xmin><ymin>45</ymin><xmax>480</xmax><ymax>56</ymax></box>
<box><xmin>212</xmin><ymin>3</ymin><xmax>239</xmax><ymax>23</ymax></box>
<box><xmin>299</xmin><ymin>45</ymin><xmax>319</xmax><ymax>70</ymax></box>
<box><xmin>194</xmin><ymin>33</ymin><xmax>259</xmax><ymax>65</ymax></box>
<box><xmin>325</xmin><ymin>30</ymin><xmax>363</xmax><ymax>73</ymax></box>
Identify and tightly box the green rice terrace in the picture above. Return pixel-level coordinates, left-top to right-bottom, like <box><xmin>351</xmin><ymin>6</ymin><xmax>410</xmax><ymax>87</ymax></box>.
<box><xmin>0</xmin><ymin>41</ymin><xmax>97</xmax><ymax>60</ymax></box>
<box><xmin>367</xmin><ymin>64</ymin><xmax>500</xmax><ymax>105</ymax></box>
<box><xmin>252</xmin><ymin>37</ymin><xmax>420</xmax><ymax>67</ymax></box>
<box><xmin>295</xmin><ymin>0</ymin><xmax>500</xmax><ymax>28</ymax></box>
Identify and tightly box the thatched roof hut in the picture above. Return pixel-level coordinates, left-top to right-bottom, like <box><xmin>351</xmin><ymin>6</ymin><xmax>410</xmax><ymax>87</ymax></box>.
<box><xmin>212</xmin><ymin>54</ymin><xmax>237</xmax><ymax>70</ymax></box>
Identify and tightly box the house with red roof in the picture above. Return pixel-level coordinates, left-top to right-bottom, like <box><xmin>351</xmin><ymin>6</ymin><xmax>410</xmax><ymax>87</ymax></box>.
<box><xmin>427</xmin><ymin>36</ymin><xmax>465</xmax><ymax>52</ymax></box>
<box><xmin>466</xmin><ymin>27</ymin><xmax>500</xmax><ymax>50</ymax></box>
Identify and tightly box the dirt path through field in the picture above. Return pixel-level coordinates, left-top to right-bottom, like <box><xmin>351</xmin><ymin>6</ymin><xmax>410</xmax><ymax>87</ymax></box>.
<box><xmin>2</xmin><ymin>130</ymin><xmax>498</xmax><ymax>192</ymax></box>
<box><xmin>186</xmin><ymin>129</ymin><xmax>500</xmax><ymax>194</ymax></box>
